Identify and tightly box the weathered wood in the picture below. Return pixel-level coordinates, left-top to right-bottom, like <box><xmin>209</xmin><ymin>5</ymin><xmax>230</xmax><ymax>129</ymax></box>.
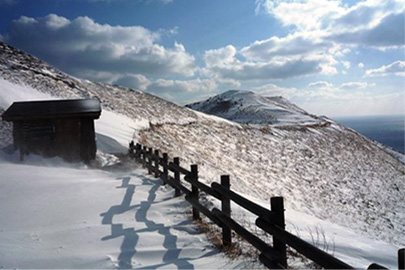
<box><xmin>256</xmin><ymin>217</ymin><xmax>354</xmax><ymax>269</ymax></box>
<box><xmin>259</xmin><ymin>253</ymin><xmax>286</xmax><ymax>269</ymax></box>
<box><xmin>168</xmin><ymin>162</ymin><xmax>192</xmax><ymax>175</ymax></box>
<box><xmin>184</xmin><ymin>174</ymin><xmax>221</xmax><ymax>199</ymax></box>
<box><xmin>212</xmin><ymin>208</ymin><xmax>281</xmax><ymax>265</ymax></box>
<box><xmin>166</xmin><ymin>175</ymin><xmax>191</xmax><ymax>196</ymax></box>
<box><xmin>136</xmin><ymin>143</ymin><xmax>141</xmax><ymax>160</ymax></box>
<box><xmin>211</xmin><ymin>182</ymin><xmax>275</xmax><ymax>220</ymax></box>
<box><xmin>154</xmin><ymin>150</ymin><xmax>160</xmax><ymax>178</ymax></box>
<box><xmin>147</xmin><ymin>147</ymin><xmax>153</xmax><ymax>174</ymax></box>
<box><xmin>142</xmin><ymin>146</ymin><xmax>147</xmax><ymax>168</ymax></box>
<box><xmin>162</xmin><ymin>153</ymin><xmax>168</xmax><ymax>185</ymax></box>
<box><xmin>271</xmin><ymin>197</ymin><xmax>287</xmax><ymax>268</ymax></box>
<box><xmin>148</xmin><ymin>165</ymin><xmax>163</xmax><ymax>176</ymax></box>
<box><xmin>190</xmin><ymin>165</ymin><xmax>200</xmax><ymax>220</ymax></box>
<box><xmin>185</xmin><ymin>195</ymin><xmax>223</xmax><ymax>227</ymax></box>
<box><xmin>173</xmin><ymin>157</ymin><xmax>181</xmax><ymax>197</ymax></box>
<box><xmin>221</xmin><ymin>175</ymin><xmax>232</xmax><ymax>247</ymax></box>
<box><xmin>399</xmin><ymin>249</ymin><xmax>404</xmax><ymax>270</ymax></box>
<box><xmin>129</xmin><ymin>141</ymin><xmax>134</xmax><ymax>158</ymax></box>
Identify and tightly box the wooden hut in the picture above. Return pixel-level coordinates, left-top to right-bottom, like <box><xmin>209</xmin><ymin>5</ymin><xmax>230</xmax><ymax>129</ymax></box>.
<box><xmin>2</xmin><ymin>99</ymin><xmax>101</xmax><ymax>162</ymax></box>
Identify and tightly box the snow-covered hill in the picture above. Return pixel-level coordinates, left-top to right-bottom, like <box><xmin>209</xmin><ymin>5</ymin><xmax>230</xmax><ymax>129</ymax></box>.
<box><xmin>1</xmin><ymin>41</ymin><xmax>404</xmax><ymax>268</ymax></box>
<box><xmin>186</xmin><ymin>90</ymin><xmax>324</xmax><ymax>126</ymax></box>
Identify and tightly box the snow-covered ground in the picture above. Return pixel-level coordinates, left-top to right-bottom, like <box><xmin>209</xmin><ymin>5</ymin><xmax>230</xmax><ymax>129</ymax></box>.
<box><xmin>1</xmin><ymin>41</ymin><xmax>404</xmax><ymax>269</ymax></box>
<box><xmin>0</xmin><ymin>95</ymin><xmax>244</xmax><ymax>269</ymax></box>
<box><xmin>186</xmin><ymin>90</ymin><xmax>323</xmax><ymax>126</ymax></box>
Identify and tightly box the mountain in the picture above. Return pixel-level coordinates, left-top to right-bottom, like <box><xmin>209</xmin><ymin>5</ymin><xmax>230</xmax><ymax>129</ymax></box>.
<box><xmin>186</xmin><ymin>89</ymin><xmax>324</xmax><ymax>126</ymax></box>
<box><xmin>1</xmin><ymin>41</ymin><xmax>404</xmax><ymax>267</ymax></box>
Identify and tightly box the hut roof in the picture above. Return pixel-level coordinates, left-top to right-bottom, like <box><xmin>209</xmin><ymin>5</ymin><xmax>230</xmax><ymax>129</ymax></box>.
<box><xmin>2</xmin><ymin>99</ymin><xmax>101</xmax><ymax>121</ymax></box>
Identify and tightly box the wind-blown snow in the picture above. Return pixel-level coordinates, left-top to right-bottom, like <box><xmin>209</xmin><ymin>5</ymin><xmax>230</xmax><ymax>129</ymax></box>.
<box><xmin>1</xmin><ymin>40</ymin><xmax>404</xmax><ymax>269</ymax></box>
<box><xmin>0</xmin><ymin>155</ymin><xmax>245</xmax><ymax>269</ymax></box>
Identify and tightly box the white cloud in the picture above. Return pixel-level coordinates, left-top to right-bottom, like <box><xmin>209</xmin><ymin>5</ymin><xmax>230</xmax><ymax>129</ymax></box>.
<box><xmin>240</xmin><ymin>32</ymin><xmax>333</xmax><ymax>61</ymax></box>
<box><xmin>252</xmin><ymin>83</ymin><xmax>298</xmax><ymax>98</ymax></box>
<box><xmin>256</xmin><ymin>0</ymin><xmax>405</xmax><ymax>49</ymax></box>
<box><xmin>358</xmin><ymin>62</ymin><xmax>365</xmax><ymax>68</ymax></box>
<box><xmin>203</xmin><ymin>45</ymin><xmax>332</xmax><ymax>81</ymax></box>
<box><xmin>4</xmin><ymin>14</ymin><xmax>195</xmax><ymax>80</ymax></box>
<box><xmin>256</xmin><ymin>0</ymin><xmax>344</xmax><ymax>31</ymax></box>
<box><xmin>145</xmin><ymin>78</ymin><xmax>218</xmax><ymax>103</ymax></box>
<box><xmin>113</xmin><ymin>74</ymin><xmax>151</xmax><ymax>91</ymax></box>
<box><xmin>330</xmin><ymin>12</ymin><xmax>405</xmax><ymax>47</ymax></box>
<box><xmin>340</xmin><ymin>82</ymin><xmax>375</xmax><ymax>89</ymax></box>
<box><xmin>342</xmin><ymin>61</ymin><xmax>350</xmax><ymax>69</ymax></box>
<box><xmin>365</xmin><ymin>61</ymin><xmax>405</xmax><ymax>77</ymax></box>
<box><xmin>307</xmin><ymin>81</ymin><xmax>334</xmax><ymax>89</ymax></box>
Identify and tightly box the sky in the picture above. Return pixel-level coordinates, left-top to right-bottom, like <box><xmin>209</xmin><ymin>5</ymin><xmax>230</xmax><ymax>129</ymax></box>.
<box><xmin>0</xmin><ymin>0</ymin><xmax>404</xmax><ymax>117</ymax></box>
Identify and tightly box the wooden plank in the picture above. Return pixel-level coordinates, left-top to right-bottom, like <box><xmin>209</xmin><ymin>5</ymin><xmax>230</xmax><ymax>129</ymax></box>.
<box><xmin>185</xmin><ymin>195</ymin><xmax>223</xmax><ymax>227</ymax></box>
<box><xmin>221</xmin><ymin>175</ymin><xmax>231</xmax><ymax>247</ymax></box>
<box><xmin>256</xmin><ymin>217</ymin><xmax>354</xmax><ymax>269</ymax></box>
<box><xmin>212</xmin><ymin>208</ymin><xmax>282</xmax><ymax>266</ymax></box>
<box><xmin>190</xmin><ymin>165</ymin><xmax>200</xmax><ymax>220</ymax></box>
<box><xmin>166</xmin><ymin>175</ymin><xmax>191</xmax><ymax>196</ymax></box>
<box><xmin>154</xmin><ymin>150</ymin><xmax>160</xmax><ymax>178</ymax></box>
<box><xmin>173</xmin><ymin>158</ymin><xmax>181</xmax><ymax>197</ymax></box>
<box><xmin>184</xmin><ymin>174</ymin><xmax>221</xmax><ymax>199</ymax></box>
<box><xmin>211</xmin><ymin>182</ymin><xmax>275</xmax><ymax>219</ymax></box>
<box><xmin>271</xmin><ymin>197</ymin><xmax>287</xmax><ymax>268</ymax></box>
<box><xmin>162</xmin><ymin>153</ymin><xmax>168</xmax><ymax>185</ymax></box>
<box><xmin>168</xmin><ymin>162</ymin><xmax>192</xmax><ymax>175</ymax></box>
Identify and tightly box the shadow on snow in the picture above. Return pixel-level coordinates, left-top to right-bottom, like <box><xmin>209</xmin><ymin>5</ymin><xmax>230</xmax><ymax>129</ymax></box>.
<box><xmin>100</xmin><ymin>173</ymin><xmax>215</xmax><ymax>269</ymax></box>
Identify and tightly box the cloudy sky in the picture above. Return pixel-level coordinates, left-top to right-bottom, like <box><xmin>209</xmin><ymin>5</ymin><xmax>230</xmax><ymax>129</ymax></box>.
<box><xmin>0</xmin><ymin>0</ymin><xmax>404</xmax><ymax>116</ymax></box>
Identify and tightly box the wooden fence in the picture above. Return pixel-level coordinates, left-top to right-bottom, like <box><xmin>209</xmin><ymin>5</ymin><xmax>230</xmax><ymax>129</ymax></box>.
<box><xmin>129</xmin><ymin>141</ymin><xmax>404</xmax><ymax>270</ymax></box>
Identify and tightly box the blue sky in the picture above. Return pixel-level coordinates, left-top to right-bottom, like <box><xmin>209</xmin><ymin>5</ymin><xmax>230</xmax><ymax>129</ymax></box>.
<box><xmin>0</xmin><ymin>0</ymin><xmax>404</xmax><ymax>116</ymax></box>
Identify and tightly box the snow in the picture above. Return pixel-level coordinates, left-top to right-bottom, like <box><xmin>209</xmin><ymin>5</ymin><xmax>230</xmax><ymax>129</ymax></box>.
<box><xmin>0</xmin><ymin>81</ymin><xmax>242</xmax><ymax>268</ymax></box>
<box><xmin>0</xmin><ymin>78</ymin><xmax>52</xmax><ymax>109</ymax></box>
<box><xmin>0</xmin><ymin>156</ymin><xmax>245</xmax><ymax>269</ymax></box>
<box><xmin>96</xmin><ymin>110</ymin><xmax>144</xmax><ymax>154</ymax></box>
<box><xmin>1</xmin><ymin>41</ymin><xmax>404</xmax><ymax>269</ymax></box>
<box><xmin>0</xmin><ymin>75</ymin><xmax>243</xmax><ymax>269</ymax></box>
<box><xmin>187</xmin><ymin>90</ymin><xmax>323</xmax><ymax>126</ymax></box>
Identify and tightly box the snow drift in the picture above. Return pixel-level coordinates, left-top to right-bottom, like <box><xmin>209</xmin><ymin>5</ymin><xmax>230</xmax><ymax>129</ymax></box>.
<box><xmin>0</xmin><ymin>41</ymin><xmax>404</xmax><ymax>268</ymax></box>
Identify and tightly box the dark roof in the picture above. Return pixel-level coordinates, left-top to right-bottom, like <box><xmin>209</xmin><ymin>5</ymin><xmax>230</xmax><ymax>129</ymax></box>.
<box><xmin>2</xmin><ymin>99</ymin><xmax>101</xmax><ymax>121</ymax></box>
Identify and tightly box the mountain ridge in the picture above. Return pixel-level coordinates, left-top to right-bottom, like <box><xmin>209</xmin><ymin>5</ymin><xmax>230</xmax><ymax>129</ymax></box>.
<box><xmin>1</xmin><ymin>40</ymin><xmax>404</xmax><ymax>251</ymax></box>
<box><xmin>186</xmin><ymin>89</ymin><xmax>324</xmax><ymax>126</ymax></box>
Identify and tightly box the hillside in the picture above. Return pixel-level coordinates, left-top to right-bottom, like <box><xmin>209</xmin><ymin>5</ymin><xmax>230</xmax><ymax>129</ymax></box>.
<box><xmin>186</xmin><ymin>89</ymin><xmax>323</xmax><ymax>126</ymax></box>
<box><xmin>0</xmin><ymin>41</ymin><xmax>404</xmax><ymax>268</ymax></box>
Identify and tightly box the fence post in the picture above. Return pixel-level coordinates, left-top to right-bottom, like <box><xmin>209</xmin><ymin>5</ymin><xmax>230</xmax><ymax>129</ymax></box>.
<box><xmin>148</xmin><ymin>147</ymin><xmax>153</xmax><ymax>174</ymax></box>
<box><xmin>190</xmin><ymin>165</ymin><xmax>200</xmax><ymax>220</ymax></box>
<box><xmin>142</xmin><ymin>146</ymin><xmax>147</xmax><ymax>168</ymax></box>
<box><xmin>129</xmin><ymin>141</ymin><xmax>134</xmax><ymax>158</ymax></box>
<box><xmin>221</xmin><ymin>175</ymin><xmax>232</xmax><ymax>247</ymax></box>
<box><xmin>162</xmin><ymin>153</ymin><xmax>168</xmax><ymax>185</ymax></box>
<box><xmin>173</xmin><ymin>157</ymin><xmax>181</xmax><ymax>197</ymax></box>
<box><xmin>135</xmin><ymin>143</ymin><xmax>140</xmax><ymax>160</ymax></box>
<box><xmin>154</xmin><ymin>149</ymin><xmax>160</xmax><ymax>178</ymax></box>
<box><xmin>271</xmin><ymin>196</ymin><xmax>287</xmax><ymax>268</ymax></box>
<box><xmin>399</xmin><ymin>248</ymin><xmax>404</xmax><ymax>270</ymax></box>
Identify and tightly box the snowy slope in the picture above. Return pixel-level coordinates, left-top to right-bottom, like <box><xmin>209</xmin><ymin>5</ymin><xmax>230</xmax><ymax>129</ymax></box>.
<box><xmin>0</xmin><ymin>116</ymin><xmax>243</xmax><ymax>269</ymax></box>
<box><xmin>186</xmin><ymin>90</ymin><xmax>324</xmax><ymax>126</ymax></box>
<box><xmin>1</xmin><ymin>41</ymin><xmax>404</xmax><ymax>268</ymax></box>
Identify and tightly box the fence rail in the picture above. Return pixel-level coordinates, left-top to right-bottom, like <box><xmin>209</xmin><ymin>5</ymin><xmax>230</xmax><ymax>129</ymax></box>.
<box><xmin>129</xmin><ymin>141</ymin><xmax>404</xmax><ymax>270</ymax></box>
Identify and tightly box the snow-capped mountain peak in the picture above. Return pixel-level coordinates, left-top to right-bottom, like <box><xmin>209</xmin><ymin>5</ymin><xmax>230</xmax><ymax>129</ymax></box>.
<box><xmin>186</xmin><ymin>90</ymin><xmax>322</xmax><ymax>126</ymax></box>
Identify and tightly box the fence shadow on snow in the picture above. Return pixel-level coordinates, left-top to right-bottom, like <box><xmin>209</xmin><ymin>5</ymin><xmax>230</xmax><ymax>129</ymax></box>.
<box><xmin>129</xmin><ymin>141</ymin><xmax>404</xmax><ymax>270</ymax></box>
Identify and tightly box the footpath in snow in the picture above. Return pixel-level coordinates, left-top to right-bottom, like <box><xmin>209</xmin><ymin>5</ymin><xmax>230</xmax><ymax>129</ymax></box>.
<box><xmin>0</xmin><ymin>154</ymin><xmax>246</xmax><ymax>269</ymax></box>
